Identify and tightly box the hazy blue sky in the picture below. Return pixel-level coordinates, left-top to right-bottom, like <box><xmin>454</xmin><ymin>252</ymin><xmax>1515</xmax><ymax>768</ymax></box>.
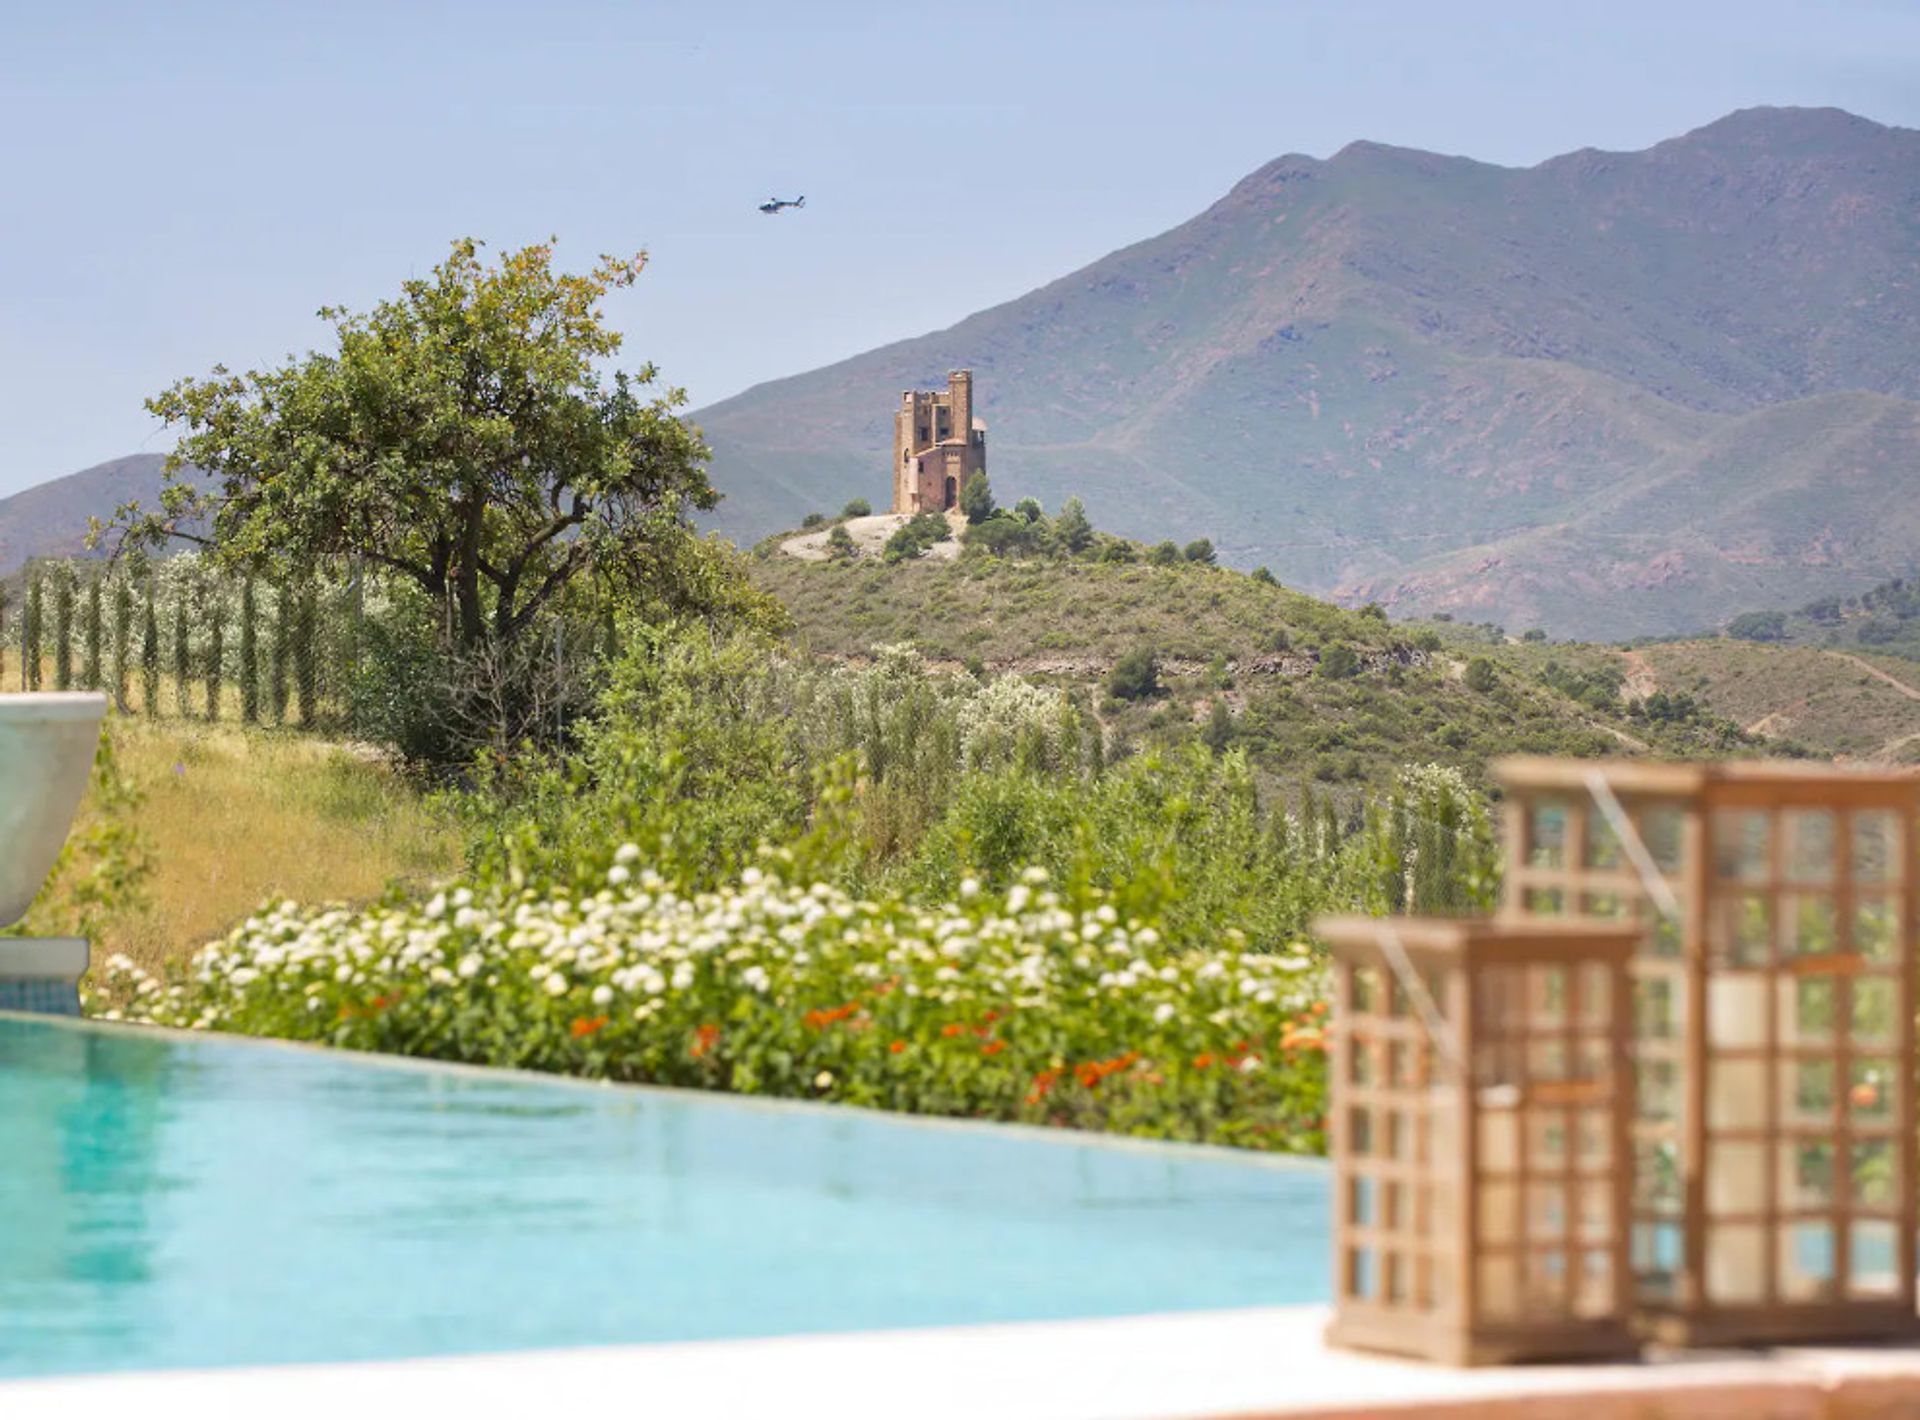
<box><xmin>3</xmin><ymin>0</ymin><xmax>1917</xmax><ymax>495</ymax></box>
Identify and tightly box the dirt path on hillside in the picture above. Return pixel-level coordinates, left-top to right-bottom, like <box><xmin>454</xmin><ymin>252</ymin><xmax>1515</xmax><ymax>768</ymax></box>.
<box><xmin>1826</xmin><ymin>651</ymin><xmax>1920</xmax><ymax>703</ymax></box>
<box><xmin>1618</xmin><ymin>649</ymin><xmax>1658</xmax><ymax>701</ymax></box>
<box><xmin>1746</xmin><ymin>710</ymin><xmax>1790</xmax><ymax>737</ymax></box>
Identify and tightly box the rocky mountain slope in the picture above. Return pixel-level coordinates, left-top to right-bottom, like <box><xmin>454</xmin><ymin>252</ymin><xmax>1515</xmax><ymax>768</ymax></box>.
<box><xmin>698</xmin><ymin>107</ymin><xmax>1920</xmax><ymax>639</ymax></box>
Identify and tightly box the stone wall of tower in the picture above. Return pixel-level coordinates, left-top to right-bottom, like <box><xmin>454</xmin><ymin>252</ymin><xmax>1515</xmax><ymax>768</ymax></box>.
<box><xmin>889</xmin><ymin>371</ymin><xmax>986</xmax><ymax>516</ymax></box>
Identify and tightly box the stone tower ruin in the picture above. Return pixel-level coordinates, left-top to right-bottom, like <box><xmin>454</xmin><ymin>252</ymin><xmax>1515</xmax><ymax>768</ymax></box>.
<box><xmin>891</xmin><ymin>370</ymin><xmax>986</xmax><ymax>515</ymax></box>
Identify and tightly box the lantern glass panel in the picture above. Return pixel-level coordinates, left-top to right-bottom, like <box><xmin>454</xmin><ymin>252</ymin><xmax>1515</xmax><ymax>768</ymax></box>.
<box><xmin>1850</xmin><ymin>1139</ymin><xmax>1896</xmax><ymax>1209</ymax></box>
<box><xmin>1848</xmin><ymin>1060</ymin><xmax>1896</xmax><ymax>1124</ymax></box>
<box><xmin>1642</xmin><ymin>806</ymin><xmax>1686</xmax><ymax>874</ymax></box>
<box><xmin>1706</xmin><ymin>1224</ymin><xmax>1767</xmax><ymax>1302</ymax></box>
<box><xmin>1716</xmin><ymin>894</ymin><xmax>1772</xmax><ymax>966</ymax></box>
<box><xmin>1714</xmin><ymin>811</ymin><xmax>1772</xmax><ymax>882</ymax></box>
<box><xmin>1584</xmin><ymin>806</ymin><xmax>1623</xmax><ymax>869</ymax></box>
<box><xmin>1779</xmin><ymin>976</ymin><xmax>1834</xmax><ymax>1046</ymax></box>
<box><xmin>1785</xmin><ymin>1059</ymin><xmax>1836</xmax><ymax>1123</ymax></box>
<box><xmin>1852</xmin><ymin>811</ymin><xmax>1900</xmax><ymax>884</ymax></box>
<box><xmin>1851</xmin><ymin>977</ymin><xmax>1897</xmax><ymax>1046</ymax></box>
<box><xmin>1850</xmin><ymin>1222</ymin><xmax>1901</xmax><ymax>1298</ymax></box>
<box><xmin>1782</xmin><ymin>809</ymin><xmax>1838</xmax><ymax>883</ymax></box>
<box><xmin>1707</xmin><ymin>975</ymin><xmax>1767</xmax><ymax>1048</ymax></box>
<box><xmin>1780</xmin><ymin>1141</ymin><xmax>1835</xmax><ymax>1208</ymax></box>
<box><xmin>1854</xmin><ymin>897</ymin><xmax>1898</xmax><ymax>963</ymax></box>
<box><xmin>1709</xmin><ymin>1058</ymin><xmax>1767</xmax><ymax>1130</ymax></box>
<box><xmin>1779</xmin><ymin>894</ymin><xmax>1838</xmax><ymax>957</ymax></box>
<box><xmin>1780</xmin><ymin>1222</ymin><xmax>1836</xmax><ymax>1301</ymax></box>
<box><xmin>1529</xmin><ymin>803</ymin><xmax>1570</xmax><ymax>868</ymax></box>
<box><xmin>1707</xmin><ymin>1141</ymin><xmax>1767</xmax><ymax>1214</ymax></box>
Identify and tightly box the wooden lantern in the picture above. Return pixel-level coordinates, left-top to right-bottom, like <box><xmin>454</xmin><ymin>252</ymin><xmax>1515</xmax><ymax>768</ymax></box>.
<box><xmin>1493</xmin><ymin>758</ymin><xmax>1920</xmax><ymax>1346</ymax></box>
<box><xmin>1316</xmin><ymin>915</ymin><xmax>1640</xmax><ymax>1366</ymax></box>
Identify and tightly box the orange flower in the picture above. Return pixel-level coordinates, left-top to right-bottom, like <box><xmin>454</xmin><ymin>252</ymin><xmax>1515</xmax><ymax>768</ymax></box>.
<box><xmin>1852</xmin><ymin>1081</ymin><xmax>1882</xmax><ymax>1109</ymax></box>
<box><xmin>571</xmin><ymin>1015</ymin><xmax>609</xmax><ymax>1039</ymax></box>
<box><xmin>1193</xmin><ymin>1053</ymin><xmax>1214</xmax><ymax>1070</ymax></box>
<box><xmin>690</xmin><ymin>1023</ymin><xmax>722</xmax><ymax>1059</ymax></box>
<box><xmin>940</xmin><ymin>1022</ymin><xmax>967</xmax><ymax>1038</ymax></box>
<box><xmin>982</xmin><ymin>1009</ymin><xmax>1000</xmax><ymax>1024</ymax></box>
<box><xmin>889</xmin><ymin>1039</ymin><xmax>907</xmax><ymax>1054</ymax></box>
<box><xmin>804</xmin><ymin>1003</ymin><xmax>859</xmax><ymax>1030</ymax></box>
<box><xmin>981</xmin><ymin>1040</ymin><xmax>1006</xmax><ymax>1057</ymax></box>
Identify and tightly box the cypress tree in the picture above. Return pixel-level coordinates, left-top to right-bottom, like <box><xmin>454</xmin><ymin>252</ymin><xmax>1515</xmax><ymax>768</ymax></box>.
<box><xmin>24</xmin><ymin>571</ymin><xmax>43</xmax><ymax>691</ymax></box>
<box><xmin>293</xmin><ymin>583</ymin><xmax>317</xmax><ymax>725</ymax></box>
<box><xmin>140</xmin><ymin>579</ymin><xmax>160</xmax><ymax>717</ymax></box>
<box><xmin>271</xmin><ymin>583</ymin><xmax>291</xmax><ymax>723</ymax></box>
<box><xmin>204</xmin><ymin>591</ymin><xmax>224</xmax><ymax>722</ymax></box>
<box><xmin>112</xmin><ymin>577</ymin><xmax>133</xmax><ymax>709</ymax></box>
<box><xmin>82</xmin><ymin>576</ymin><xmax>103</xmax><ymax>691</ymax></box>
<box><xmin>0</xmin><ymin>582</ymin><xmax>8</xmax><ymax>689</ymax></box>
<box><xmin>52</xmin><ymin>568</ymin><xmax>73</xmax><ymax>691</ymax></box>
<box><xmin>172</xmin><ymin>587</ymin><xmax>191</xmax><ymax>718</ymax></box>
<box><xmin>239</xmin><ymin>578</ymin><xmax>260</xmax><ymax>724</ymax></box>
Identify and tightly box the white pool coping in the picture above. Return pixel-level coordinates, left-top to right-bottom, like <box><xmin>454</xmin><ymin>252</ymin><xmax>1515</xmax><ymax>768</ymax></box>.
<box><xmin>12</xmin><ymin>1304</ymin><xmax>1920</xmax><ymax>1420</ymax></box>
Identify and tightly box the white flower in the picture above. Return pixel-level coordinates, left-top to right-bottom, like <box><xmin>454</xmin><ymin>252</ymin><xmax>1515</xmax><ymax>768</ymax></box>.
<box><xmin>457</xmin><ymin>954</ymin><xmax>483</xmax><ymax>979</ymax></box>
<box><xmin>1153</xmin><ymin>1002</ymin><xmax>1176</xmax><ymax>1025</ymax></box>
<box><xmin>814</xmin><ymin>1070</ymin><xmax>834</xmax><ymax>1090</ymax></box>
<box><xmin>591</xmin><ymin>984</ymin><xmax>614</xmax><ymax>1007</ymax></box>
<box><xmin>607</xmin><ymin>864</ymin><xmax>631</xmax><ymax>886</ymax></box>
<box><xmin>615</xmin><ymin>843</ymin><xmax>642</xmax><ymax>866</ymax></box>
<box><xmin>959</xmin><ymin>877</ymin><xmax>980</xmax><ymax>900</ymax></box>
<box><xmin>740</xmin><ymin>965</ymin><xmax>770</xmax><ymax>993</ymax></box>
<box><xmin>543</xmin><ymin>973</ymin><xmax>569</xmax><ymax>997</ymax></box>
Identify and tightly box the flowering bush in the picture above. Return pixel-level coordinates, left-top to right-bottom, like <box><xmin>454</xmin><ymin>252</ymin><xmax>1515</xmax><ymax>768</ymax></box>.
<box><xmin>96</xmin><ymin>858</ymin><xmax>1327</xmax><ymax>1152</ymax></box>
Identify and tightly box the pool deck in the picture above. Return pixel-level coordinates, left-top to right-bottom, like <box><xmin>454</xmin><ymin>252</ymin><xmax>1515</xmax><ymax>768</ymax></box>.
<box><xmin>13</xmin><ymin>1304</ymin><xmax>1920</xmax><ymax>1419</ymax></box>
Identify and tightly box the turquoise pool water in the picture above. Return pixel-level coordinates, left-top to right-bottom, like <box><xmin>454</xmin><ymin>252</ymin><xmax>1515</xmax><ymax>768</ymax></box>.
<box><xmin>0</xmin><ymin>1015</ymin><xmax>1328</xmax><ymax>1379</ymax></box>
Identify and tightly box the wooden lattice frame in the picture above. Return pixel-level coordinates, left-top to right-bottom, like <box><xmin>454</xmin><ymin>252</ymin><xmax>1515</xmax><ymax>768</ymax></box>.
<box><xmin>1318</xmin><ymin>916</ymin><xmax>1639</xmax><ymax>1366</ymax></box>
<box><xmin>1493</xmin><ymin>758</ymin><xmax>1920</xmax><ymax>1346</ymax></box>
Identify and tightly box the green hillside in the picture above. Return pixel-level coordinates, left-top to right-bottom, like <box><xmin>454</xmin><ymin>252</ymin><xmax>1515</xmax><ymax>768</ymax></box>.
<box><xmin>752</xmin><ymin>538</ymin><xmax>1767</xmax><ymax>789</ymax></box>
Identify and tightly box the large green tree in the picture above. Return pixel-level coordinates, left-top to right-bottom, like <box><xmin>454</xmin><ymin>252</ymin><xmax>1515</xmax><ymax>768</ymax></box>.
<box><xmin>119</xmin><ymin>239</ymin><xmax>721</xmax><ymax>655</ymax></box>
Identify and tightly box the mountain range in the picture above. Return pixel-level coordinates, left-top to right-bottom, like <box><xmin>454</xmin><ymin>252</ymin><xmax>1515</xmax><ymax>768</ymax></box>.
<box><xmin>9</xmin><ymin>108</ymin><xmax>1916</xmax><ymax>638</ymax></box>
<box><xmin>695</xmin><ymin>106</ymin><xmax>1920</xmax><ymax>638</ymax></box>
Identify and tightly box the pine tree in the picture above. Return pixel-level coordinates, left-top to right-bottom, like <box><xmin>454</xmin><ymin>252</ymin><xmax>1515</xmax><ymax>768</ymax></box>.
<box><xmin>82</xmin><ymin>576</ymin><xmax>103</xmax><ymax>690</ymax></box>
<box><xmin>172</xmin><ymin>588</ymin><xmax>191</xmax><ymax>718</ymax></box>
<box><xmin>112</xmin><ymin>577</ymin><xmax>133</xmax><ymax>708</ymax></box>
<box><xmin>24</xmin><ymin>571</ymin><xmax>43</xmax><ymax>691</ymax></box>
<box><xmin>140</xmin><ymin>579</ymin><xmax>160</xmax><ymax>717</ymax></box>
<box><xmin>52</xmin><ymin>568</ymin><xmax>74</xmax><ymax>690</ymax></box>
<box><xmin>239</xmin><ymin>578</ymin><xmax>260</xmax><ymax>724</ymax></box>
<box><xmin>271</xmin><ymin>583</ymin><xmax>291</xmax><ymax>723</ymax></box>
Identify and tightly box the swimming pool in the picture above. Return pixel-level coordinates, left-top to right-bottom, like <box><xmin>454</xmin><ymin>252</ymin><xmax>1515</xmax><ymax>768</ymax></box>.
<box><xmin>0</xmin><ymin>1014</ymin><xmax>1329</xmax><ymax>1379</ymax></box>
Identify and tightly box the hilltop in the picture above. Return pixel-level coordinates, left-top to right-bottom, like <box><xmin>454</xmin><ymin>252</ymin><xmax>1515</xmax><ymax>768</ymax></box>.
<box><xmin>702</xmin><ymin>107</ymin><xmax>1920</xmax><ymax>639</ymax></box>
<box><xmin>750</xmin><ymin>529</ymin><xmax>1781</xmax><ymax>788</ymax></box>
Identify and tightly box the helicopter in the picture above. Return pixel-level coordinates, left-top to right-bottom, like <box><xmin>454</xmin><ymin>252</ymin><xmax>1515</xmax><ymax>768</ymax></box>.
<box><xmin>758</xmin><ymin>195</ymin><xmax>805</xmax><ymax>214</ymax></box>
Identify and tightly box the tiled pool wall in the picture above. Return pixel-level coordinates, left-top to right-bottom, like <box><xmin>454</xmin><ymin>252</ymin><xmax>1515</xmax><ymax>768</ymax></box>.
<box><xmin>0</xmin><ymin>978</ymin><xmax>79</xmax><ymax>1015</ymax></box>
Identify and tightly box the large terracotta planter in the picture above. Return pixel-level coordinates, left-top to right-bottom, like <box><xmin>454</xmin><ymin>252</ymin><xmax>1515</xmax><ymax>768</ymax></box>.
<box><xmin>0</xmin><ymin>692</ymin><xmax>107</xmax><ymax>928</ymax></box>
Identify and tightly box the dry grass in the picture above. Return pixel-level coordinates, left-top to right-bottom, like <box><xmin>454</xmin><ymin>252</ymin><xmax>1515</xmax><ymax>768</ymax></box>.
<box><xmin>80</xmin><ymin>718</ymin><xmax>461</xmax><ymax>974</ymax></box>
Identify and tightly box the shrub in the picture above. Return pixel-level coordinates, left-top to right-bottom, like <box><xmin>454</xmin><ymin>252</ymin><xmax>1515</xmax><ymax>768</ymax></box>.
<box><xmin>97</xmin><ymin>866</ymin><xmax>1329</xmax><ymax>1152</ymax></box>
<box><xmin>1182</xmin><ymin>539</ymin><xmax>1216</xmax><ymax>566</ymax></box>
<box><xmin>1521</xmin><ymin>628</ymin><xmax>1547</xmax><ymax>642</ymax></box>
<box><xmin>1149</xmin><ymin>541</ymin><xmax>1181</xmax><ymax>567</ymax></box>
<box><xmin>1054</xmin><ymin>497</ymin><xmax>1094</xmax><ymax>555</ymax></box>
<box><xmin>1464</xmin><ymin>656</ymin><xmax>1497</xmax><ymax>693</ymax></box>
<box><xmin>1251</xmin><ymin>566</ymin><xmax>1277</xmax><ymax>586</ymax></box>
<box><xmin>1107</xmin><ymin>645</ymin><xmax>1161</xmax><ymax>701</ymax></box>
<box><xmin>826</xmin><ymin>524</ymin><xmax>857</xmax><ymax>561</ymax></box>
<box><xmin>883</xmin><ymin>512</ymin><xmax>952</xmax><ymax>563</ymax></box>
<box><xmin>801</xmin><ymin>512</ymin><xmax>827</xmax><ymax>529</ymax></box>
<box><xmin>1014</xmin><ymin>497</ymin><xmax>1043</xmax><ymax>523</ymax></box>
<box><xmin>841</xmin><ymin>498</ymin><xmax>872</xmax><ymax>519</ymax></box>
<box><xmin>1318</xmin><ymin>643</ymin><xmax>1358</xmax><ymax>680</ymax></box>
<box><xmin>958</xmin><ymin>472</ymin><xmax>996</xmax><ymax>525</ymax></box>
<box><xmin>1727</xmin><ymin>611</ymin><xmax>1787</xmax><ymax>643</ymax></box>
